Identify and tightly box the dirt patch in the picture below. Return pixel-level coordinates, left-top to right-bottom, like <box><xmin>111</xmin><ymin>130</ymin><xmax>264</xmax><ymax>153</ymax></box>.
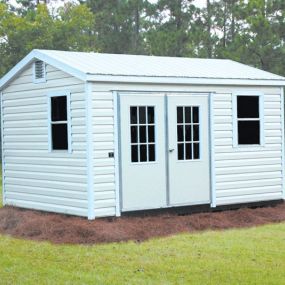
<box><xmin>0</xmin><ymin>202</ymin><xmax>284</xmax><ymax>244</ymax></box>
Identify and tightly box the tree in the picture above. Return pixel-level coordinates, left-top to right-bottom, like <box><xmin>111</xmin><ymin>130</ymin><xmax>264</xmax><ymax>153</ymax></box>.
<box><xmin>0</xmin><ymin>2</ymin><xmax>96</xmax><ymax>77</ymax></box>
<box><xmin>1</xmin><ymin>0</ymin><xmax>285</xmax><ymax>78</ymax></box>
<box><xmin>84</xmin><ymin>0</ymin><xmax>148</xmax><ymax>54</ymax></box>
<box><xmin>55</xmin><ymin>3</ymin><xmax>96</xmax><ymax>51</ymax></box>
<box><xmin>216</xmin><ymin>0</ymin><xmax>285</xmax><ymax>74</ymax></box>
<box><xmin>145</xmin><ymin>0</ymin><xmax>201</xmax><ymax>57</ymax></box>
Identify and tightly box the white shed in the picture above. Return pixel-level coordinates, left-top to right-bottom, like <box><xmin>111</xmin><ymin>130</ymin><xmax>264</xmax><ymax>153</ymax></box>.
<box><xmin>0</xmin><ymin>49</ymin><xmax>284</xmax><ymax>219</ymax></box>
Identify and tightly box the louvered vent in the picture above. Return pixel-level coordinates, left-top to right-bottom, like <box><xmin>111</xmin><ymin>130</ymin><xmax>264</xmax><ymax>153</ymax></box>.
<box><xmin>34</xmin><ymin>60</ymin><xmax>45</xmax><ymax>80</ymax></box>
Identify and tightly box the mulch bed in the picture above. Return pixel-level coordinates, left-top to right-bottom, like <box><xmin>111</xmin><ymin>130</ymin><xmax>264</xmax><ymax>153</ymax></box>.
<box><xmin>0</xmin><ymin>202</ymin><xmax>284</xmax><ymax>244</ymax></box>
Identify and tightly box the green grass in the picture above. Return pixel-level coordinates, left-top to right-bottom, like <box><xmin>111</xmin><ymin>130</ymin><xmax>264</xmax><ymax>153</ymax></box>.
<box><xmin>0</xmin><ymin>224</ymin><xmax>284</xmax><ymax>285</ymax></box>
<box><xmin>0</xmin><ymin>181</ymin><xmax>285</xmax><ymax>284</ymax></box>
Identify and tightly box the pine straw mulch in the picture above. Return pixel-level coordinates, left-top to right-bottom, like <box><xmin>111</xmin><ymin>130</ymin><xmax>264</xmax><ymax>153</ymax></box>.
<box><xmin>0</xmin><ymin>202</ymin><xmax>284</xmax><ymax>244</ymax></box>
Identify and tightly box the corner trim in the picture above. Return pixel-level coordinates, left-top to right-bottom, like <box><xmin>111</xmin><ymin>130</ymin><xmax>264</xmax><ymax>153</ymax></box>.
<box><xmin>209</xmin><ymin>92</ymin><xmax>216</xmax><ymax>207</ymax></box>
<box><xmin>85</xmin><ymin>82</ymin><xmax>95</xmax><ymax>220</ymax></box>
<box><xmin>0</xmin><ymin>91</ymin><xmax>5</xmax><ymax>206</ymax></box>
<box><xmin>281</xmin><ymin>87</ymin><xmax>285</xmax><ymax>200</ymax></box>
<box><xmin>113</xmin><ymin>91</ymin><xmax>121</xmax><ymax>216</ymax></box>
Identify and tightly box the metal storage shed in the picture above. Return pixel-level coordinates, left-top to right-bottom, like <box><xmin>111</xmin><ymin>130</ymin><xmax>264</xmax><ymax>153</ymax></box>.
<box><xmin>0</xmin><ymin>49</ymin><xmax>285</xmax><ymax>219</ymax></box>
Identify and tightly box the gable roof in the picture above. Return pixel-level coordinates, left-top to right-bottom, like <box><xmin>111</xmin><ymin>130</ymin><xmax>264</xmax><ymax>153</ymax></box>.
<box><xmin>1</xmin><ymin>49</ymin><xmax>285</xmax><ymax>89</ymax></box>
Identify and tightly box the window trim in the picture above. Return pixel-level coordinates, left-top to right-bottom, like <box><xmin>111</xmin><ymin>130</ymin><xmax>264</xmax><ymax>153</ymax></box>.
<box><xmin>33</xmin><ymin>60</ymin><xmax>46</xmax><ymax>84</ymax></box>
<box><xmin>232</xmin><ymin>91</ymin><xmax>264</xmax><ymax>148</ymax></box>
<box><xmin>47</xmin><ymin>91</ymin><xmax>72</xmax><ymax>153</ymax></box>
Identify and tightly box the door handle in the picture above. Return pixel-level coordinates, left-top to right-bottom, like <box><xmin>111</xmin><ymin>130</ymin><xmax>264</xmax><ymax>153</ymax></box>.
<box><xmin>169</xmin><ymin>148</ymin><xmax>175</xmax><ymax>152</ymax></box>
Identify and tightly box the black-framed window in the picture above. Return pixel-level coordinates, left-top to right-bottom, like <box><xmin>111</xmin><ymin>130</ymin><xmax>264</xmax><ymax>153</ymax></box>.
<box><xmin>177</xmin><ymin>106</ymin><xmax>200</xmax><ymax>160</ymax></box>
<box><xmin>50</xmin><ymin>96</ymin><xmax>69</xmax><ymax>150</ymax></box>
<box><xmin>130</xmin><ymin>106</ymin><xmax>156</xmax><ymax>162</ymax></box>
<box><xmin>237</xmin><ymin>95</ymin><xmax>260</xmax><ymax>145</ymax></box>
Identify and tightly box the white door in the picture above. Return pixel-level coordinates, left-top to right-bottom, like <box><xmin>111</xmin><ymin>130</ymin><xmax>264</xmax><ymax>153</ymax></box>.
<box><xmin>120</xmin><ymin>94</ymin><xmax>167</xmax><ymax>211</ymax></box>
<box><xmin>167</xmin><ymin>95</ymin><xmax>210</xmax><ymax>206</ymax></box>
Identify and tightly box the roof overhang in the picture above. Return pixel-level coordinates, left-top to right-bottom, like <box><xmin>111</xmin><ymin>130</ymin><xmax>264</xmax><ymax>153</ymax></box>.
<box><xmin>0</xmin><ymin>50</ymin><xmax>87</xmax><ymax>90</ymax></box>
<box><xmin>1</xmin><ymin>49</ymin><xmax>285</xmax><ymax>90</ymax></box>
<box><xmin>86</xmin><ymin>74</ymin><xmax>285</xmax><ymax>86</ymax></box>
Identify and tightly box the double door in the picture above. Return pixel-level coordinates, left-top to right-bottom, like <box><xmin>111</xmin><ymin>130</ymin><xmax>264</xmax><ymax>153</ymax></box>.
<box><xmin>120</xmin><ymin>93</ymin><xmax>210</xmax><ymax>211</ymax></box>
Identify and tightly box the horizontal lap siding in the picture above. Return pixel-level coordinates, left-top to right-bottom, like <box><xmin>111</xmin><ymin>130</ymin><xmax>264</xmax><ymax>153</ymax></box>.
<box><xmin>92</xmin><ymin>90</ymin><xmax>116</xmax><ymax>217</ymax></box>
<box><xmin>213</xmin><ymin>90</ymin><xmax>283</xmax><ymax>205</ymax></box>
<box><xmin>2</xmin><ymin>64</ymin><xmax>88</xmax><ymax>217</ymax></box>
<box><xmin>93</xmin><ymin>83</ymin><xmax>283</xmax><ymax>214</ymax></box>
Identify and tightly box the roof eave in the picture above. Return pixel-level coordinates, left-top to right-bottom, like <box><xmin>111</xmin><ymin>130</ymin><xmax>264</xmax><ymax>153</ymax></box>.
<box><xmin>0</xmin><ymin>50</ymin><xmax>87</xmax><ymax>90</ymax></box>
<box><xmin>86</xmin><ymin>74</ymin><xmax>285</xmax><ymax>86</ymax></box>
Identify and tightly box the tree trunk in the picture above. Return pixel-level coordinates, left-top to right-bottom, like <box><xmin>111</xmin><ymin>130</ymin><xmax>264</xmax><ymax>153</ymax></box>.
<box><xmin>223</xmin><ymin>1</ymin><xmax>227</xmax><ymax>48</ymax></box>
<box><xmin>134</xmin><ymin>1</ymin><xmax>140</xmax><ymax>52</ymax></box>
<box><xmin>230</xmin><ymin>0</ymin><xmax>235</xmax><ymax>41</ymax></box>
<box><xmin>206</xmin><ymin>0</ymin><xmax>212</xmax><ymax>58</ymax></box>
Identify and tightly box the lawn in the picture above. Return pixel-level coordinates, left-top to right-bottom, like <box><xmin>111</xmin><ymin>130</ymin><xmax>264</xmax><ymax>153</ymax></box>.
<box><xmin>0</xmin><ymin>185</ymin><xmax>285</xmax><ymax>284</ymax></box>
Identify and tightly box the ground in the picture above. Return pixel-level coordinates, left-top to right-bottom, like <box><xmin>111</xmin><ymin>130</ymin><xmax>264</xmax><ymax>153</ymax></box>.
<box><xmin>0</xmin><ymin>179</ymin><xmax>285</xmax><ymax>284</ymax></box>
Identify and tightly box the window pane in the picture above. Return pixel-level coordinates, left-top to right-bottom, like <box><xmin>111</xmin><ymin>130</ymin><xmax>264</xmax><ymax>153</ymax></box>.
<box><xmin>237</xmin><ymin>96</ymin><xmax>259</xmax><ymax>118</ymax></box>
<box><xmin>238</xmin><ymin>121</ymin><xmax>260</xmax><ymax>144</ymax></box>
<box><xmin>177</xmin><ymin>125</ymin><xmax>184</xmax><ymax>142</ymax></box>
<box><xmin>185</xmin><ymin>143</ymin><xmax>192</xmax><ymax>160</ymax></box>
<box><xmin>139</xmin><ymin>107</ymin><xmax>146</xmax><ymax>124</ymax></box>
<box><xmin>51</xmin><ymin>96</ymin><xmax>67</xmax><ymax>121</ymax></box>
<box><xmin>193</xmin><ymin>125</ymin><xmax>199</xmax><ymax>141</ymax></box>
<box><xmin>185</xmin><ymin>107</ymin><xmax>191</xmax><ymax>123</ymax></box>
<box><xmin>130</xmin><ymin>105</ymin><xmax>156</xmax><ymax>163</ymax></box>
<box><xmin>185</xmin><ymin>125</ymin><xmax>191</xmax><ymax>141</ymax></box>
<box><xmin>147</xmin><ymin>107</ymin><xmax>154</xmax><ymax>124</ymax></box>
<box><xmin>177</xmin><ymin>107</ymin><xmax>183</xmax><ymax>123</ymax></box>
<box><xmin>139</xmin><ymin>126</ymin><xmax>146</xmax><ymax>143</ymax></box>
<box><xmin>131</xmin><ymin>126</ymin><xmax>138</xmax><ymax>143</ymax></box>
<box><xmin>148</xmin><ymin>126</ymin><xmax>155</xmax><ymax>143</ymax></box>
<box><xmin>148</xmin><ymin>144</ymin><xmax>155</xmax><ymax>161</ymax></box>
<box><xmin>52</xmin><ymin>123</ymin><xmax>68</xmax><ymax>150</ymax></box>
<box><xmin>130</xmin><ymin>107</ymin><xmax>137</xmax><ymax>124</ymax></box>
<box><xmin>178</xmin><ymin>143</ymin><xmax>184</xmax><ymax>160</ymax></box>
<box><xmin>193</xmin><ymin>143</ymin><xmax>200</xmax><ymax>159</ymax></box>
<box><xmin>193</xmin><ymin>107</ymin><xmax>199</xmax><ymax>123</ymax></box>
<box><xmin>131</xmin><ymin>145</ymin><xmax>138</xmax><ymax>162</ymax></box>
<box><xmin>140</xmin><ymin>144</ymin><xmax>147</xmax><ymax>162</ymax></box>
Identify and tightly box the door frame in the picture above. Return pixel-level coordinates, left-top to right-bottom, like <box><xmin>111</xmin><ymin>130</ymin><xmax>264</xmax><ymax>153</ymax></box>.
<box><xmin>113</xmin><ymin>91</ymin><xmax>216</xmax><ymax>215</ymax></box>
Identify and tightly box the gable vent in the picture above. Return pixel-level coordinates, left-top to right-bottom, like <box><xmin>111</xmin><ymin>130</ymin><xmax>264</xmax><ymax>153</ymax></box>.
<box><xmin>33</xmin><ymin>60</ymin><xmax>46</xmax><ymax>83</ymax></box>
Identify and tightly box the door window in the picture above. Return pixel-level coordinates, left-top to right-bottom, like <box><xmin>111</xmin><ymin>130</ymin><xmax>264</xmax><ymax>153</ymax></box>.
<box><xmin>177</xmin><ymin>106</ymin><xmax>200</xmax><ymax>160</ymax></box>
<box><xmin>130</xmin><ymin>106</ymin><xmax>156</xmax><ymax>162</ymax></box>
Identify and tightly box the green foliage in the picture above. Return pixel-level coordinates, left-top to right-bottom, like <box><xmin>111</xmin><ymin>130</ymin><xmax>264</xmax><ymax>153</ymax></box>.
<box><xmin>144</xmin><ymin>0</ymin><xmax>199</xmax><ymax>57</ymax></box>
<box><xmin>1</xmin><ymin>0</ymin><xmax>285</xmax><ymax>77</ymax></box>
<box><xmin>85</xmin><ymin>0</ymin><xmax>149</xmax><ymax>54</ymax></box>
<box><xmin>0</xmin><ymin>2</ymin><xmax>96</xmax><ymax>77</ymax></box>
<box><xmin>55</xmin><ymin>4</ymin><xmax>96</xmax><ymax>52</ymax></box>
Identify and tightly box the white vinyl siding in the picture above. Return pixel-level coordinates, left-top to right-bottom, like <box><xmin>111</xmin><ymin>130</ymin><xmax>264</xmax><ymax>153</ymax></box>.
<box><xmin>91</xmin><ymin>82</ymin><xmax>284</xmax><ymax>214</ymax></box>
<box><xmin>213</xmin><ymin>90</ymin><xmax>283</xmax><ymax>205</ymax></box>
<box><xmin>2</xmin><ymin>63</ymin><xmax>88</xmax><ymax>217</ymax></box>
<box><xmin>2</xmin><ymin>64</ymin><xmax>283</xmax><ymax>219</ymax></box>
<box><xmin>91</xmin><ymin>88</ymin><xmax>116</xmax><ymax>217</ymax></box>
